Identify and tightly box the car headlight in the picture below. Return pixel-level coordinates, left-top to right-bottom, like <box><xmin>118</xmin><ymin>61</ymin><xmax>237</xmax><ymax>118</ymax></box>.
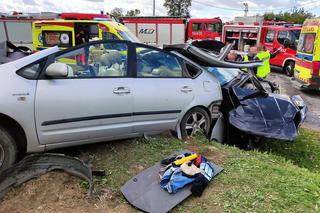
<box><xmin>291</xmin><ymin>95</ymin><xmax>305</xmax><ymax>109</ymax></box>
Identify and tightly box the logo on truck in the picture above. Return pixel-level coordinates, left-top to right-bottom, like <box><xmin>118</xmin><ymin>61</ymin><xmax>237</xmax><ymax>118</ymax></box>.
<box><xmin>139</xmin><ymin>29</ymin><xmax>155</xmax><ymax>34</ymax></box>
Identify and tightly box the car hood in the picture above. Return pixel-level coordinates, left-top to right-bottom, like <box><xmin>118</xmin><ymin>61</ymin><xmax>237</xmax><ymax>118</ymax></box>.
<box><xmin>229</xmin><ymin>87</ymin><xmax>307</xmax><ymax>141</ymax></box>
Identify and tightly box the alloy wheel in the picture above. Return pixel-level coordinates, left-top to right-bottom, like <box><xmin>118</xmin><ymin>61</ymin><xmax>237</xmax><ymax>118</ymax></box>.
<box><xmin>185</xmin><ymin>112</ymin><xmax>208</xmax><ymax>137</ymax></box>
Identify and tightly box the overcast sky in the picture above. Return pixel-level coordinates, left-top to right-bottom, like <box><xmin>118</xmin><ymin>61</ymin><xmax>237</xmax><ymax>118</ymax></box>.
<box><xmin>1</xmin><ymin>0</ymin><xmax>319</xmax><ymax>21</ymax></box>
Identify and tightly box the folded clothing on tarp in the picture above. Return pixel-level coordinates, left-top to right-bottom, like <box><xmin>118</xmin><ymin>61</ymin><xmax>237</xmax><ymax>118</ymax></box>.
<box><xmin>159</xmin><ymin>153</ymin><xmax>215</xmax><ymax>196</ymax></box>
<box><xmin>121</xmin><ymin>150</ymin><xmax>223</xmax><ymax>213</ymax></box>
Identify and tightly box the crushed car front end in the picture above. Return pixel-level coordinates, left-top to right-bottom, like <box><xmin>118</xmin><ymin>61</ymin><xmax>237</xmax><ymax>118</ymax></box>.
<box><xmin>166</xmin><ymin>40</ymin><xmax>308</xmax><ymax>143</ymax></box>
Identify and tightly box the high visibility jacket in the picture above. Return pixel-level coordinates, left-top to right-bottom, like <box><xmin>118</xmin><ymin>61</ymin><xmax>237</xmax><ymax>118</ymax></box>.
<box><xmin>242</xmin><ymin>55</ymin><xmax>249</xmax><ymax>72</ymax></box>
<box><xmin>256</xmin><ymin>51</ymin><xmax>271</xmax><ymax>78</ymax></box>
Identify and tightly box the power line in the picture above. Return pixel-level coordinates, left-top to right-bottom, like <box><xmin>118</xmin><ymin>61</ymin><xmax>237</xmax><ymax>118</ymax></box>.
<box><xmin>193</xmin><ymin>0</ymin><xmax>320</xmax><ymax>12</ymax></box>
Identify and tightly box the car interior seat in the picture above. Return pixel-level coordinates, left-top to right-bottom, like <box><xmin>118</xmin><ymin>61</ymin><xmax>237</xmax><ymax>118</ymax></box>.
<box><xmin>98</xmin><ymin>52</ymin><xmax>124</xmax><ymax>76</ymax></box>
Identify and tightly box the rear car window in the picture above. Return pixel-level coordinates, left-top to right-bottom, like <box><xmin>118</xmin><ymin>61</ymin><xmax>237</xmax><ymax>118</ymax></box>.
<box><xmin>136</xmin><ymin>47</ymin><xmax>184</xmax><ymax>78</ymax></box>
<box><xmin>17</xmin><ymin>59</ymin><xmax>46</xmax><ymax>79</ymax></box>
<box><xmin>297</xmin><ymin>33</ymin><xmax>316</xmax><ymax>54</ymax></box>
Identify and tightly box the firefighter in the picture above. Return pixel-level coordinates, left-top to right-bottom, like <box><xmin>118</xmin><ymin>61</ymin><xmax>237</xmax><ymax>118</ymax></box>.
<box><xmin>243</xmin><ymin>45</ymin><xmax>282</xmax><ymax>78</ymax></box>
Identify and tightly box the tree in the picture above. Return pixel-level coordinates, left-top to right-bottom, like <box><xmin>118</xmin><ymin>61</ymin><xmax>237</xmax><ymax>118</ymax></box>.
<box><xmin>126</xmin><ymin>9</ymin><xmax>141</xmax><ymax>17</ymax></box>
<box><xmin>264</xmin><ymin>8</ymin><xmax>314</xmax><ymax>24</ymax></box>
<box><xmin>163</xmin><ymin>0</ymin><xmax>192</xmax><ymax>17</ymax></box>
<box><xmin>110</xmin><ymin>7</ymin><xmax>124</xmax><ymax>19</ymax></box>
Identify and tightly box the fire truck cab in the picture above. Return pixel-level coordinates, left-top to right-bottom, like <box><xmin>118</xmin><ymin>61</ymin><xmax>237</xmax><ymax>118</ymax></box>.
<box><xmin>222</xmin><ymin>23</ymin><xmax>301</xmax><ymax>75</ymax></box>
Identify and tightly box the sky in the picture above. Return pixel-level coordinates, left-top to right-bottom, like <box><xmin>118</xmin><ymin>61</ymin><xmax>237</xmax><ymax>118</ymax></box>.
<box><xmin>0</xmin><ymin>0</ymin><xmax>319</xmax><ymax>21</ymax></box>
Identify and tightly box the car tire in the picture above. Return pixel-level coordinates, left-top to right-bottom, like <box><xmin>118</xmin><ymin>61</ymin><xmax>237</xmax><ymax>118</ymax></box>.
<box><xmin>180</xmin><ymin>107</ymin><xmax>210</xmax><ymax>139</ymax></box>
<box><xmin>284</xmin><ymin>61</ymin><xmax>295</xmax><ymax>77</ymax></box>
<box><xmin>0</xmin><ymin>126</ymin><xmax>17</xmax><ymax>172</ymax></box>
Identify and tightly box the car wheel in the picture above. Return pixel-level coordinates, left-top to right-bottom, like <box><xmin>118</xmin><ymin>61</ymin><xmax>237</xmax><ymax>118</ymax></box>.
<box><xmin>0</xmin><ymin>126</ymin><xmax>17</xmax><ymax>172</ymax></box>
<box><xmin>180</xmin><ymin>107</ymin><xmax>210</xmax><ymax>139</ymax></box>
<box><xmin>284</xmin><ymin>61</ymin><xmax>295</xmax><ymax>77</ymax></box>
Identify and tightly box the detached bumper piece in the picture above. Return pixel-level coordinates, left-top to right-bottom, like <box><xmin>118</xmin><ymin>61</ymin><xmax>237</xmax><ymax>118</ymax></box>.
<box><xmin>121</xmin><ymin>151</ymin><xmax>223</xmax><ymax>213</ymax></box>
<box><xmin>0</xmin><ymin>153</ymin><xmax>93</xmax><ymax>200</ymax></box>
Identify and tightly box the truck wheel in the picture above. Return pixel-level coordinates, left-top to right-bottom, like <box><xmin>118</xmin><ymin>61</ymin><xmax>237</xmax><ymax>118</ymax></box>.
<box><xmin>180</xmin><ymin>107</ymin><xmax>210</xmax><ymax>139</ymax></box>
<box><xmin>284</xmin><ymin>61</ymin><xmax>295</xmax><ymax>77</ymax></box>
<box><xmin>0</xmin><ymin>126</ymin><xmax>17</xmax><ymax>172</ymax></box>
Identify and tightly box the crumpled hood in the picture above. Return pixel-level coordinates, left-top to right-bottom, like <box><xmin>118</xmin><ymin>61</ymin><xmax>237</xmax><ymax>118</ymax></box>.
<box><xmin>228</xmin><ymin>87</ymin><xmax>306</xmax><ymax>141</ymax></box>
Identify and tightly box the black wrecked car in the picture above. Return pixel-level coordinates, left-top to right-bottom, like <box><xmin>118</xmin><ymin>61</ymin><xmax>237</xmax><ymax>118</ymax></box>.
<box><xmin>164</xmin><ymin>40</ymin><xmax>307</xmax><ymax>148</ymax></box>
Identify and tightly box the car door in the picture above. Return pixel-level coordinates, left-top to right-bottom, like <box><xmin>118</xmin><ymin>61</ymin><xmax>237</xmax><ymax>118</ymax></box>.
<box><xmin>35</xmin><ymin>41</ymin><xmax>134</xmax><ymax>145</ymax></box>
<box><xmin>132</xmin><ymin>44</ymin><xmax>195</xmax><ymax>133</ymax></box>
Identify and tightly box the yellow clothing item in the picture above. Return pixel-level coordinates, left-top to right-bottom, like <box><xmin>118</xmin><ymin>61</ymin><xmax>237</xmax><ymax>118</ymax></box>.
<box><xmin>173</xmin><ymin>154</ymin><xmax>198</xmax><ymax>166</ymax></box>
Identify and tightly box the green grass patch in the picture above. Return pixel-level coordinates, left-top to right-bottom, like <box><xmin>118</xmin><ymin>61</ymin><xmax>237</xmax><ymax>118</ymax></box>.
<box><xmin>256</xmin><ymin>129</ymin><xmax>320</xmax><ymax>172</ymax></box>
<box><xmin>76</xmin><ymin>129</ymin><xmax>320</xmax><ymax>212</ymax></box>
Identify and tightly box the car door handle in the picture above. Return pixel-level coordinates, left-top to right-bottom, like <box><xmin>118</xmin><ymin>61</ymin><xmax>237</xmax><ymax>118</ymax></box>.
<box><xmin>113</xmin><ymin>87</ymin><xmax>130</xmax><ymax>94</ymax></box>
<box><xmin>180</xmin><ymin>86</ymin><xmax>193</xmax><ymax>93</ymax></box>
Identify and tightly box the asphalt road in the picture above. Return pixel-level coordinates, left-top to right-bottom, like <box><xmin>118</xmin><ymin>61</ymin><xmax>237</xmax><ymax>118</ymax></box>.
<box><xmin>269</xmin><ymin>72</ymin><xmax>320</xmax><ymax>130</ymax></box>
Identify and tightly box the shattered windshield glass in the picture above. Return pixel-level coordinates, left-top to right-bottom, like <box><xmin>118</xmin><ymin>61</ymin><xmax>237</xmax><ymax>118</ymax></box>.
<box><xmin>207</xmin><ymin>67</ymin><xmax>241</xmax><ymax>85</ymax></box>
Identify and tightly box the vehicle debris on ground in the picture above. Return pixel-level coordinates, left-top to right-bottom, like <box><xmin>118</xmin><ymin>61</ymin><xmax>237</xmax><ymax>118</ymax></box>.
<box><xmin>0</xmin><ymin>153</ymin><xmax>93</xmax><ymax>200</ymax></box>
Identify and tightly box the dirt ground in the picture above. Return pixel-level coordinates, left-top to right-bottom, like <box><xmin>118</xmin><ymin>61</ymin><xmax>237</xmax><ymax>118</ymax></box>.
<box><xmin>269</xmin><ymin>72</ymin><xmax>320</xmax><ymax>130</ymax></box>
<box><xmin>0</xmin><ymin>172</ymin><xmax>135</xmax><ymax>213</ymax></box>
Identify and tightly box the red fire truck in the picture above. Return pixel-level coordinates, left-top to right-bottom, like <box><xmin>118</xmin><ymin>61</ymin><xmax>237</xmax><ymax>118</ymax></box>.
<box><xmin>222</xmin><ymin>23</ymin><xmax>301</xmax><ymax>75</ymax></box>
<box><xmin>121</xmin><ymin>16</ymin><xmax>222</xmax><ymax>47</ymax></box>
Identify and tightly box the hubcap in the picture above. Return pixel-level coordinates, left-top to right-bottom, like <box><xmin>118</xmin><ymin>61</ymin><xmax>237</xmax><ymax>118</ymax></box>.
<box><xmin>0</xmin><ymin>144</ymin><xmax>4</xmax><ymax>168</ymax></box>
<box><xmin>185</xmin><ymin>112</ymin><xmax>207</xmax><ymax>137</ymax></box>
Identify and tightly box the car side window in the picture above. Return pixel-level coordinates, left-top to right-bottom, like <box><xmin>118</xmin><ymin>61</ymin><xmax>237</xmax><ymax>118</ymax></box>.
<box><xmin>265</xmin><ymin>30</ymin><xmax>275</xmax><ymax>43</ymax></box>
<box><xmin>53</xmin><ymin>42</ymin><xmax>127</xmax><ymax>78</ymax></box>
<box><xmin>136</xmin><ymin>47</ymin><xmax>184</xmax><ymax>78</ymax></box>
<box><xmin>17</xmin><ymin>59</ymin><xmax>46</xmax><ymax>79</ymax></box>
<box><xmin>277</xmin><ymin>31</ymin><xmax>289</xmax><ymax>44</ymax></box>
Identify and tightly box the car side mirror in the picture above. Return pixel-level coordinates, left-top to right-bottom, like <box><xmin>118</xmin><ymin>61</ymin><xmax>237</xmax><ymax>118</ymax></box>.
<box><xmin>45</xmin><ymin>62</ymin><xmax>69</xmax><ymax>78</ymax></box>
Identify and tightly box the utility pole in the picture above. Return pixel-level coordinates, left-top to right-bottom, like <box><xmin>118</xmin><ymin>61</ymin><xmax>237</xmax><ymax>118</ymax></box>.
<box><xmin>153</xmin><ymin>0</ymin><xmax>155</xmax><ymax>16</ymax></box>
<box><xmin>243</xmin><ymin>2</ymin><xmax>248</xmax><ymax>17</ymax></box>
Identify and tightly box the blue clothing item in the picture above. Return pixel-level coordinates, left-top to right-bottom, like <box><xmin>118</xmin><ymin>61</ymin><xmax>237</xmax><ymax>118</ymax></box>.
<box><xmin>160</xmin><ymin>166</ymin><xmax>195</xmax><ymax>194</ymax></box>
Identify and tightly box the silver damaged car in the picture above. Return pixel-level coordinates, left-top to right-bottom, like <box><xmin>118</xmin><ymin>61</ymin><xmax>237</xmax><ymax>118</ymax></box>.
<box><xmin>0</xmin><ymin>40</ymin><xmax>222</xmax><ymax>171</ymax></box>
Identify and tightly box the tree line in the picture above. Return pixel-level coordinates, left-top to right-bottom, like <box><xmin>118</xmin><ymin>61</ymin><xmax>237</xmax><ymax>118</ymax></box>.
<box><xmin>110</xmin><ymin>0</ymin><xmax>316</xmax><ymax>24</ymax></box>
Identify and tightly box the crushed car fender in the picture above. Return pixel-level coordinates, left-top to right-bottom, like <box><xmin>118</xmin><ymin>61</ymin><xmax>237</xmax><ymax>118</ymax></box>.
<box><xmin>0</xmin><ymin>153</ymin><xmax>93</xmax><ymax>200</ymax></box>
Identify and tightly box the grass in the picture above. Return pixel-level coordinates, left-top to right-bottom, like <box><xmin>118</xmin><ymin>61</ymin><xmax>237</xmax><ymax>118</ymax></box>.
<box><xmin>256</xmin><ymin>129</ymin><xmax>320</xmax><ymax>172</ymax></box>
<box><xmin>72</xmin><ymin>129</ymin><xmax>320</xmax><ymax>212</ymax></box>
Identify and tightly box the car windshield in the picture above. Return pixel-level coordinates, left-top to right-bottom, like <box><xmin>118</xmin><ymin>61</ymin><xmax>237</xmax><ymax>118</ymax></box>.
<box><xmin>207</xmin><ymin>67</ymin><xmax>241</xmax><ymax>85</ymax></box>
<box><xmin>118</xmin><ymin>31</ymin><xmax>140</xmax><ymax>43</ymax></box>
